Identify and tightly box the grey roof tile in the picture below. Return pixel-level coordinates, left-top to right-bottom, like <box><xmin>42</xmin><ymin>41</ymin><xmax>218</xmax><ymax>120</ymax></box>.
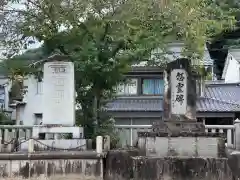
<box><xmin>105</xmin><ymin>96</ymin><xmax>240</xmax><ymax>112</ymax></box>
<box><xmin>204</xmin><ymin>83</ymin><xmax>240</xmax><ymax>105</ymax></box>
<box><xmin>197</xmin><ymin>97</ymin><xmax>240</xmax><ymax>112</ymax></box>
<box><xmin>106</xmin><ymin>82</ymin><xmax>240</xmax><ymax>113</ymax></box>
<box><xmin>106</xmin><ymin>98</ymin><xmax>162</xmax><ymax>112</ymax></box>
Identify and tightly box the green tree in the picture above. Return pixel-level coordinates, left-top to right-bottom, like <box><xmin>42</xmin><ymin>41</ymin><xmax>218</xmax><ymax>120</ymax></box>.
<box><xmin>1</xmin><ymin>0</ymin><xmax>237</xmax><ymax>142</ymax></box>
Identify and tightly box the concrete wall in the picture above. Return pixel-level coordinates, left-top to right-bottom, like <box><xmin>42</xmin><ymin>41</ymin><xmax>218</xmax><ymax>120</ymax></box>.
<box><xmin>104</xmin><ymin>149</ymin><xmax>235</xmax><ymax>180</ymax></box>
<box><xmin>138</xmin><ymin>136</ymin><xmax>225</xmax><ymax>158</ymax></box>
<box><xmin>20</xmin><ymin>75</ymin><xmax>43</xmax><ymax>125</ymax></box>
<box><xmin>132</xmin><ymin>156</ymin><xmax>233</xmax><ymax>180</ymax></box>
<box><xmin>0</xmin><ymin>151</ymin><xmax>104</xmax><ymax>179</ymax></box>
<box><xmin>0</xmin><ymin>149</ymin><xmax>238</xmax><ymax>180</ymax></box>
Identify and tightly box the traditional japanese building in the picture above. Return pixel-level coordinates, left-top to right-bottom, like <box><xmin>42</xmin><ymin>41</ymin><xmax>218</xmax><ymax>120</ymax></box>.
<box><xmin>105</xmin><ymin>64</ymin><xmax>240</xmax><ymax>126</ymax></box>
<box><xmin>105</xmin><ymin>43</ymin><xmax>240</xmax><ymax>126</ymax></box>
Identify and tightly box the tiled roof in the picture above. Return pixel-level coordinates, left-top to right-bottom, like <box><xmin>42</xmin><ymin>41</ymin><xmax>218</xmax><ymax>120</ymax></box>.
<box><xmin>105</xmin><ymin>96</ymin><xmax>240</xmax><ymax>112</ymax></box>
<box><xmin>197</xmin><ymin>97</ymin><xmax>240</xmax><ymax>112</ymax></box>
<box><xmin>204</xmin><ymin>83</ymin><xmax>240</xmax><ymax>105</ymax></box>
<box><xmin>106</xmin><ymin>98</ymin><xmax>161</xmax><ymax>112</ymax></box>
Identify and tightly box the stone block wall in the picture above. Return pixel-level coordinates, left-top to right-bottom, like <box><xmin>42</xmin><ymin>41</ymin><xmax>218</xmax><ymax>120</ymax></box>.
<box><xmin>132</xmin><ymin>156</ymin><xmax>233</xmax><ymax>180</ymax></box>
<box><xmin>104</xmin><ymin>149</ymin><xmax>235</xmax><ymax>180</ymax></box>
<box><xmin>138</xmin><ymin>134</ymin><xmax>225</xmax><ymax>158</ymax></box>
<box><xmin>0</xmin><ymin>151</ymin><xmax>104</xmax><ymax>179</ymax></box>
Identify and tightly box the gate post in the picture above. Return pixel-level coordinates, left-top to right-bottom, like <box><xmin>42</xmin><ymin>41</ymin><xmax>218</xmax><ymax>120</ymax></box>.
<box><xmin>234</xmin><ymin>118</ymin><xmax>240</xmax><ymax>150</ymax></box>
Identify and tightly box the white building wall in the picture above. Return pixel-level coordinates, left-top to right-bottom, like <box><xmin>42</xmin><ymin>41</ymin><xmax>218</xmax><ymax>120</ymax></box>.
<box><xmin>223</xmin><ymin>49</ymin><xmax>240</xmax><ymax>83</ymax></box>
<box><xmin>21</xmin><ymin>75</ymin><xmax>43</xmax><ymax>125</ymax></box>
<box><xmin>224</xmin><ymin>54</ymin><xmax>240</xmax><ymax>83</ymax></box>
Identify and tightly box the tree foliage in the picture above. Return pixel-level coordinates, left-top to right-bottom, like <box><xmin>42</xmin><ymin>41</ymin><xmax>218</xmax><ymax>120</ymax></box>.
<box><xmin>0</xmin><ymin>0</ymin><xmax>237</xmax><ymax>140</ymax></box>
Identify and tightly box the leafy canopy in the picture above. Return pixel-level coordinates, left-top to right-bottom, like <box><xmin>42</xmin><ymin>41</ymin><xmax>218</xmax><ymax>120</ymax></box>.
<box><xmin>0</xmin><ymin>0</ymin><xmax>237</xmax><ymax>140</ymax></box>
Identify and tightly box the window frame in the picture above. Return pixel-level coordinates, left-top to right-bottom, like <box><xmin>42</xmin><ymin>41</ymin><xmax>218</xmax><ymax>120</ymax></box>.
<box><xmin>141</xmin><ymin>77</ymin><xmax>164</xmax><ymax>96</ymax></box>
<box><xmin>116</xmin><ymin>78</ymin><xmax>138</xmax><ymax>96</ymax></box>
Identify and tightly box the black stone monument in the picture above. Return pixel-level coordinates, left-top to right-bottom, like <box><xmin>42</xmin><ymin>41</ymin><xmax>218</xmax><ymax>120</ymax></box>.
<box><xmin>152</xmin><ymin>58</ymin><xmax>205</xmax><ymax>135</ymax></box>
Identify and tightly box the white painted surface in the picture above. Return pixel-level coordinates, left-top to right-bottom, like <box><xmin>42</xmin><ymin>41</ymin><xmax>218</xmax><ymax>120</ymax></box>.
<box><xmin>170</xmin><ymin>69</ymin><xmax>187</xmax><ymax>115</ymax></box>
<box><xmin>222</xmin><ymin>53</ymin><xmax>240</xmax><ymax>83</ymax></box>
<box><xmin>96</xmin><ymin>136</ymin><xmax>103</xmax><ymax>153</ymax></box>
<box><xmin>43</xmin><ymin>61</ymin><xmax>75</xmax><ymax>126</ymax></box>
<box><xmin>18</xmin><ymin>75</ymin><xmax>43</xmax><ymax>125</ymax></box>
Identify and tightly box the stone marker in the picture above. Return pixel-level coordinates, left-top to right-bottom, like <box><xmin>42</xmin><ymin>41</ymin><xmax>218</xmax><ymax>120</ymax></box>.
<box><xmin>153</xmin><ymin>58</ymin><xmax>204</xmax><ymax>134</ymax></box>
<box><xmin>42</xmin><ymin>55</ymin><xmax>75</xmax><ymax>126</ymax></box>
<box><xmin>32</xmin><ymin>54</ymin><xmax>83</xmax><ymax>140</ymax></box>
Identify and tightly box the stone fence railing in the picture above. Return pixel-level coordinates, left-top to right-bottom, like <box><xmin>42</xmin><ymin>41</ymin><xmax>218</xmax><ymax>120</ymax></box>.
<box><xmin>0</xmin><ymin>122</ymin><xmax>238</xmax><ymax>150</ymax></box>
<box><xmin>115</xmin><ymin>123</ymin><xmax>237</xmax><ymax>148</ymax></box>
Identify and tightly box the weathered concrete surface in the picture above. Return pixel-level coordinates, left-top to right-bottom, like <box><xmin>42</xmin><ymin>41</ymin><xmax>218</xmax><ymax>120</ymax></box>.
<box><xmin>0</xmin><ymin>151</ymin><xmax>105</xmax><ymax>160</ymax></box>
<box><xmin>227</xmin><ymin>151</ymin><xmax>240</xmax><ymax>178</ymax></box>
<box><xmin>133</xmin><ymin>156</ymin><xmax>234</xmax><ymax>180</ymax></box>
<box><xmin>0</xmin><ymin>151</ymin><xmax>105</xmax><ymax>179</ymax></box>
<box><xmin>138</xmin><ymin>136</ymin><xmax>225</xmax><ymax>158</ymax></box>
<box><xmin>3</xmin><ymin>175</ymin><xmax>101</xmax><ymax>179</ymax></box>
<box><xmin>104</xmin><ymin>149</ymin><xmax>140</xmax><ymax>180</ymax></box>
<box><xmin>0</xmin><ymin>159</ymin><xmax>103</xmax><ymax>179</ymax></box>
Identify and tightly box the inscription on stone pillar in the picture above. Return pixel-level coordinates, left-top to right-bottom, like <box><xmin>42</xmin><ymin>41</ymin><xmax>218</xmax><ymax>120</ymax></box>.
<box><xmin>43</xmin><ymin>61</ymin><xmax>75</xmax><ymax>126</ymax></box>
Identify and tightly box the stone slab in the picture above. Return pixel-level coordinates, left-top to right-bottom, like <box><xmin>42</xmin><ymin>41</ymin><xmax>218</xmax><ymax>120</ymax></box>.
<box><xmin>152</xmin><ymin>120</ymin><xmax>205</xmax><ymax>135</ymax></box>
<box><xmin>42</xmin><ymin>61</ymin><xmax>75</xmax><ymax>126</ymax></box>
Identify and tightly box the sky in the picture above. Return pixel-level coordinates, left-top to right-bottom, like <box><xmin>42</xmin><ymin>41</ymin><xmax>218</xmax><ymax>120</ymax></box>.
<box><xmin>0</xmin><ymin>1</ymin><xmax>42</xmax><ymax>60</ymax></box>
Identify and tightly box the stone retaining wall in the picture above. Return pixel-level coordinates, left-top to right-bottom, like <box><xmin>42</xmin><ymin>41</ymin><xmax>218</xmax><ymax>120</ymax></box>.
<box><xmin>0</xmin><ymin>149</ymin><xmax>238</xmax><ymax>180</ymax></box>
<box><xmin>0</xmin><ymin>151</ymin><xmax>104</xmax><ymax>179</ymax></box>
<box><xmin>104</xmin><ymin>149</ymin><xmax>236</xmax><ymax>180</ymax></box>
<box><xmin>132</xmin><ymin>156</ymin><xmax>233</xmax><ymax>180</ymax></box>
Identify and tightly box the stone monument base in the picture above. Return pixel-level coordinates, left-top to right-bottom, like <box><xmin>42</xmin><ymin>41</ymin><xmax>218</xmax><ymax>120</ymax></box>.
<box><xmin>137</xmin><ymin>132</ymin><xmax>226</xmax><ymax>158</ymax></box>
<box><xmin>152</xmin><ymin>120</ymin><xmax>205</xmax><ymax>135</ymax></box>
<box><xmin>32</xmin><ymin>126</ymin><xmax>84</xmax><ymax>139</ymax></box>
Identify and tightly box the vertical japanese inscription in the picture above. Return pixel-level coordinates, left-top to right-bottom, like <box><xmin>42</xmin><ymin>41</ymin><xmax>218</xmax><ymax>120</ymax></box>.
<box><xmin>50</xmin><ymin>65</ymin><xmax>67</xmax><ymax>104</ymax></box>
<box><xmin>43</xmin><ymin>61</ymin><xmax>75</xmax><ymax>126</ymax></box>
<box><xmin>175</xmin><ymin>72</ymin><xmax>185</xmax><ymax>105</ymax></box>
<box><xmin>170</xmin><ymin>69</ymin><xmax>187</xmax><ymax>115</ymax></box>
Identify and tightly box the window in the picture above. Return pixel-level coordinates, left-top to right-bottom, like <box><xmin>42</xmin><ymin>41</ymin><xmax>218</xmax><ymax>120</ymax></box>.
<box><xmin>116</xmin><ymin>78</ymin><xmax>138</xmax><ymax>95</ymax></box>
<box><xmin>142</xmin><ymin>78</ymin><xmax>164</xmax><ymax>95</ymax></box>
<box><xmin>34</xmin><ymin>114</ymin><xmax>42</xmax><ymax>125</ymax></box>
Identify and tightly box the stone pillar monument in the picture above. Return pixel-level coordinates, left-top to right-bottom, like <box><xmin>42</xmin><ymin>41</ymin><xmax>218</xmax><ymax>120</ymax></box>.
<box><xmin>153</xmin><ymin>58</ymin><xmax>204</xmax><ymax>133</ymax></box>
<box><xmin>164</xmin><ymin>58</ymin><xmax>197</xmax><ymax>121</ymax></box>
<box><xmin>42</xmin><ymin>55</ymin><xmax>75</xmax><ymax>126</ymax></box>
<box><xmin>32</xmin><ymin>54</ymin><xmax>83</xmax><ymax>139</ymax></box>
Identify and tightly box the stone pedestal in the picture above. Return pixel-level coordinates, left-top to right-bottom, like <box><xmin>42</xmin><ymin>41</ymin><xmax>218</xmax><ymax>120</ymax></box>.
<box><xmin>137</xmin><ymin>131</ymin><xmax>226</xmax><ymax>158</ymax></box>
<box><xmin>152</xmin><ymin>120</ymin><xmax>205</xmax><ymax>135</ymax></box>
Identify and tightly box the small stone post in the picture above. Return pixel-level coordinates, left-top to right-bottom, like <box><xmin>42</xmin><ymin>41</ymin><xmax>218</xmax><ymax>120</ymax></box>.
<box><xmin>234</xmin><ymin>118</ymin><xmax>240</xmax><ymax>150</ymax></box>
<box><xmin>28</xmin><ymin>139</ymin><xmax>34</xmax><ymax>153</ymax></box>
<box><xmin>103</xmin><ymin>135</ymin><xmax>110</xmax><ymax>151</ymax></box>
<box><xmin>96</xmin><ymin>136</ymin><xmax>103</xmax><ymax>153</ymax></box>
